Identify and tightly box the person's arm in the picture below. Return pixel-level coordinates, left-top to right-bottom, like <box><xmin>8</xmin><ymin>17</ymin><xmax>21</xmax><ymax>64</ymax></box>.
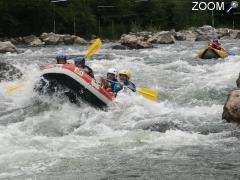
<box><xmin>126</xmin><ymin>81</ymin><xmax>136</xmax><ymax>92</ymax></box>
<box><xmin>85</xmin><ymin>66</ymin><xmax>94</xmax><ymax>78</ymax></box>
<box><xmin>100</xmin><ymin>76</ymin><xmax>108</xmax><ymax>88</ymax></box>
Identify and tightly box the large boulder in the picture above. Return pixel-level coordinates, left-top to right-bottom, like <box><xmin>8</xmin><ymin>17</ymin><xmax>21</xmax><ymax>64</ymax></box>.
<box><xmin>0</xmin><ymin>62</ymin><xmax>22</xmax><ymax>81</ymax></box>
<box><xmin>119</xmin><ymin>34</ymin><xmax>153</xmax><ymax>49</ymax></box>
<box><xmin>175</xmin><ymin>32</ymin><xmax>186</xmax><ymax>41</ymax></box>
<box><xmin>39</xmin><ymin>32</ymin><xmax>50</xmax><ymax>40</ymax></box>
<box><xmin>9</xmin><ymin>37</ymin><xmax>23</xmax><ymax>45</ymax></box>
<box><xmin>30</xmin><ymin>38</ymin><xmax>45</xmax><ymax>46</ymax></box>
<box><xmin>184</xmin><ymin>31</ymin><xmax>197</xmax><ymax>41</ymax></box>
<box><xmin>0</xmin><ymin>41</ymin><xmax>17</xmax><ymax>53</ymax></box>
<box><xmin>196</xmin><ymin>25</ymin><xmax>215</xmax><ymax>35</ymax></box>
<box><xmin>222</xmin><ymin>90</ymin><xmax>240</xmax><ymax>122</ymax></box>
<box><xmin>63</xmin><ymin>34</ymin><xmax>76</xmax><ymax>45</ymax></box>
<box><xmin>40</xmin><ymin>32</ymin><xmax>63</xmax><ymax>45</ymax></box>
<box><xmin>23</xmin><ymin>35</ymin><xmax>44</xmax><ymax>46</ymax></box>
<box><xmin>195</xmin><ymin>25</ymin><xmax>217</xmax><ymax>41</ymax></box>
<box><xmin>148</xmin><ymin>31</ymin><xmax>175</xmax><ymax>44</ymax></box>
<box><xmin>23</xmin><ymin>35</ymin><xmax>38</xmax><ymax>44</ymax></box>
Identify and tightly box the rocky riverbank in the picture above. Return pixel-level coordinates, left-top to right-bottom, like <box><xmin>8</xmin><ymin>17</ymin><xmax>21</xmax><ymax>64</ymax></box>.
<box><xmin>1</xmin><ymin>25</ymin><xmax>240</xmax><ymax>53</ymax></box>
<box><xmin>0</xmin><ymin>32</ymin><xmax>88</xmax><ymax>53</ymax></box>
<box><xmin>114</xmin><ymin>25</ymin><xmax>240</xmax><ymax>49</ymax></box>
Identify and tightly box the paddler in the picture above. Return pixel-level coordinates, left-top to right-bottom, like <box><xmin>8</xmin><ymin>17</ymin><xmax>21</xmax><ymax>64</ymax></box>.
<box><xmin>56</xmin><ymin>54</ymin><xmax>67</xmax><ymax>64</ymax></box>
<box><xmin>100</xmin><ymin>68</ymin><xmax>118</xmax><ymax>92</ymax></box>
<box><xmin>113</xmin><ymin>69</ymin><xmax>136</xmax><ymax>94</ymax></box>
<box><xmin>74</xmin><ymin>56</ymin><xmax>94</xmax><ymax>78</ymax></box>
<box><xmin>208</xmin><ymin>38</ymin><xmax>222</xmax><ymax>50</ymax></box>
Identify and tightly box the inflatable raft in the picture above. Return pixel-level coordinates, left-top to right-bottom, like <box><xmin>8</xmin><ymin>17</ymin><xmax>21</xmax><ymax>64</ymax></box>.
<box><xmin>35</xmin><ymin>64</ymin><xmax>115</xmax><ymax>108</ymax></box>
<box><xmin>197</xmin><ymin>47</ymin><xmax>228</xmax><ymax>59</ymax></box>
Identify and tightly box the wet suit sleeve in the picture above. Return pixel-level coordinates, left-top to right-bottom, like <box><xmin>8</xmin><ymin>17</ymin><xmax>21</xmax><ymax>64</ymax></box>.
<box><xmin>123</xmin><ymin>80</ymin><xmax>136</xmax><ymax>92</ymax></box>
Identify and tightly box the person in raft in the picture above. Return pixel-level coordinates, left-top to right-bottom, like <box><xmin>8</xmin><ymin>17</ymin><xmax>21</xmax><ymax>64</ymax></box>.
<box><xmin>113</xmin><ymin>69</ymin><xmax>136</xmax><ymax>94</ymax></box>
<box><xmin>208</xmin><ymin>38</ymin><xmax>222</xmax><ymax>50</ymax></box>
<box><xmin>74</xmin><ymin>56</ymin><xmax>94</xmax><ymax>78</ymax></box>
<box><xmin>56</xmin><ymin>54</ymin><xmax>67</xmax><ymax>64</ymax></box>
<box><xmin>100</xmin><ymin>68</ymin><xmax>119</xmax><ymax>92</ymax></box>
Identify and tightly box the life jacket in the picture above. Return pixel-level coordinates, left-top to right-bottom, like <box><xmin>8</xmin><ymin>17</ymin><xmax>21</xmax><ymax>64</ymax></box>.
<box><xmin>211</xmin><ymin>42</ymin><xmax>221</xmax><ymax>50</ymax></box>
<box><xmin>106</xmin><ymin>79</ymin><xmax>118</xmax><ymax>90</ymax></box>
<box><xmin>113</xmin><ymin>80</ymin><xmax>136</xmax><ymax>94</ymax></box>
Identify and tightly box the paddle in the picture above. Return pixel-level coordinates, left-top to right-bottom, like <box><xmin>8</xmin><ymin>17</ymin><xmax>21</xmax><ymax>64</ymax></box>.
<box><xmin>137</xmin><ymin>88</ymin><xmax>158</xmax><ymax>101</ymax></box>
<box><xmin>6</xmin><ymin>81</ymin><xmax>27</xmax><ymax>94</ymax></box>
<box><xmin>84</xmin><ymin>38</ymin><xmax>102</xmax><ymax>59</ymax></box>
<box><xmin>103</xmin><ymin>79</ymin><xmax>158</xmax><ymax>101</ymax></box>
<box><xmin>6</xmin><ymin>38</ymin><xmax>103</xmax><ymax>94</ymax></box>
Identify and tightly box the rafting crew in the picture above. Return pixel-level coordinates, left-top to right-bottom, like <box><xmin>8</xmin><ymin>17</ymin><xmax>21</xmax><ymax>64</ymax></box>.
<box><xmin>100</xmin><ymin>68</ymin><xmax>136</xmax><ymax>95</ymax></box>
<box><xmin>55</xmin><ymin>54</ymin><xmax>135</xmax><ymax>95</ymax></box>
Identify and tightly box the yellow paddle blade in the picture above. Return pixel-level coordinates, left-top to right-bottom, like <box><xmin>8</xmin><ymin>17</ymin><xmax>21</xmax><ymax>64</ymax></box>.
<box><xmin>6</xmin><ymin>81</ymin><xmax>27</xmax><ymax>94</ymax></box>
<box><xmin>137</xmin><ymin>88</ymin><xmax>158</xmax><ymax>101</ymax></box>
<box><xmin>84</xmin><ymin>38</ymin><xmax>102</xmax><ymax>59</ymax></box>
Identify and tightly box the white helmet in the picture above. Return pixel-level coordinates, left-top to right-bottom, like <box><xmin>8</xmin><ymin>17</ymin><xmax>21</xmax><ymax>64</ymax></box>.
<box><xmin>107</xmin><ymin>68</ymin><xmax>118</xmax><ymax>79</ymax></box>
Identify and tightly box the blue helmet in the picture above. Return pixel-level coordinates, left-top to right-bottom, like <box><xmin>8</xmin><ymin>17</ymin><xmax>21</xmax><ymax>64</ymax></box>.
<box><xmin>75</xmin><ymin>56</ymin><xmax>85</xmax><ymax>66</ymax></box>
<box><xmin>213</xmin><ymin>38</ymin><xmax>219</xmax><ymax>43</ymax></box>
<box><xmin>56</xmin><ymin>54</ymin><xmax>67</xmax><ymax>61</ymax></box>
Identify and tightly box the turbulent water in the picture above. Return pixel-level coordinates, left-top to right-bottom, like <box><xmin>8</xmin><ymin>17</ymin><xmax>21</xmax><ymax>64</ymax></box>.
<box><xmin>0</xmin><ymin>41</ymin><xmax>240</xmax><ymax>180</ymax></box>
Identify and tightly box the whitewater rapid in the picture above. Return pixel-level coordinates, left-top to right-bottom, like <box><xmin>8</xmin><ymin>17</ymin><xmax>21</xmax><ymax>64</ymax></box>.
<box><xmin>0</xmin><ymin>40</ymin><xmax>240</xmax><ymax>179</ymax></box>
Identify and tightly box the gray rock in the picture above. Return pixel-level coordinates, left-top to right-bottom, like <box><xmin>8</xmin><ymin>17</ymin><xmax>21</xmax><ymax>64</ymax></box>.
<box><xmin>120</xmin><ymin>34</ymin><xmax>153</xmax><ymax>49</ymax></box>
<box><xmin>175</xmin><ymin>32</ymin><xmax>186</xmax><ymax>41</ymax></box>
<box><xmin>196</xmin><ymin>34</ymin><xmax>211</xmax><ymax>41</ymax></box>
<box><xmin>222</xmin><ymin>90</ymin><xmax>240</xmax><ymax>122</ymax></box>
<box><xmin>194</xmin><ymin>25</ymin><xmax>218</xmax><ymax>41</ymax></box>
<box><xmin>148</xmin><ymin>31</ymin><xmax>175</xmax><ymax>44</ymax></box>
<box><xmin>0</xmin><ymin>41</ymin><xmax>17</xmax><ymax>53</ymax></box>
<box><xmin>0</xmin><ymin>62</ymin><xmax>22</xmax><ymax>81</ymax></box>
<box><xmin>42</xmin><ymin>33</ymin><xmax>63</xmax><ymax>45</ymax></box>
<box><xmin>30</xmin><ymin>38</ymin><xmax>45</xmax><ymax>46</ymax></box>
<box><xmin>39</xmin><ymin>32</ymin><xmax>50</xmax><ymax>40</ymax></box>
<box><xmin>63</xmin><ymin>34</ymin><xmax>76</xmax><ymax>45</ymax></box>
<box><xmin>184</xmin><ymin>31</ymin><xmax>197</xmax><ymax>41</ymax></box>
<box><xmin>9</xmin><ymin>38</ymin><xmax>20</xmax><ymax>45</ymax></box>
<box><xmin>73</xmin><ymin>37</ymin><xmax>87</xmax><ymax>45</ymax></box>
<box><xmin>23</xmin><ymin>35</ymin><xmax>38</xmax><ymax>44</ymax></box>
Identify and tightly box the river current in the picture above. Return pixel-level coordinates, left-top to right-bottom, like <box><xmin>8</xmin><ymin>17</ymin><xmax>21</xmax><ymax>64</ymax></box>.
<box><xmin>0</xmin><ymin>41</ymin><xmax>240</xmax><ymax>180</ymax></box>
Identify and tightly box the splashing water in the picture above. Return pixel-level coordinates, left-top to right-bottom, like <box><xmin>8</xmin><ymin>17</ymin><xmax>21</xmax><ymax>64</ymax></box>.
<box><xmin>0</xmin><ymin>40</ymin><xmax>240</xmax><ymax>179</ymax></box>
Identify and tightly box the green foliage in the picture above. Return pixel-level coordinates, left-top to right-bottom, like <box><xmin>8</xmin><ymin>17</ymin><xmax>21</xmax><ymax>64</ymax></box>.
<box><xmin>0</xmin><ymin>0</ymin><xmax>239</xmax><ymax>39</ymax></box>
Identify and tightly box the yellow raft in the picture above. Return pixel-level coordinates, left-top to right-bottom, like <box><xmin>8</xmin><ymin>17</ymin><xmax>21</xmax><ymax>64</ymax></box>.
<box><xmin>197</xmin><ymin>47</ymin><xmax>228</xmax><ymax>59</ymax></box>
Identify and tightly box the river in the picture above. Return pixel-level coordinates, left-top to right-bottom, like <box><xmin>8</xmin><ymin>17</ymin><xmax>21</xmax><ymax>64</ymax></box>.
<box><xmin>0</xmin><ymin>40</ymin><xmax>240</xmax><ymax>180</ymax></box>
